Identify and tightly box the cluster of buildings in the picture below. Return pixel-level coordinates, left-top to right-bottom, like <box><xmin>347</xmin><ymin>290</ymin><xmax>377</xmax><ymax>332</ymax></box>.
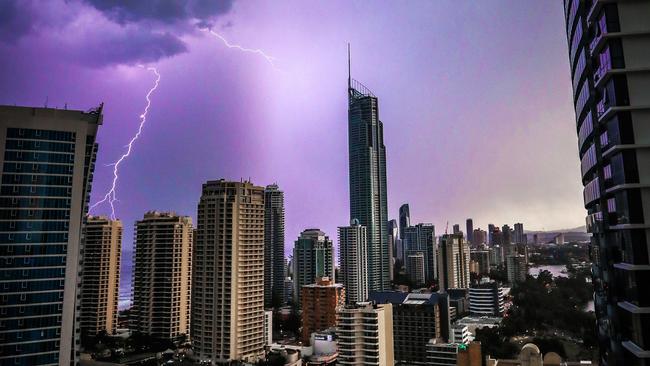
<box><xmin>3</xmin><ymin>4</ymin><xmax>650</xmax><ymax>363</ymax></box>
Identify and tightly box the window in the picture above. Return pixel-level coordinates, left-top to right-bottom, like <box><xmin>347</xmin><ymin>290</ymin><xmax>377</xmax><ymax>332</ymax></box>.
<box><xmin>604</xmin><ymin>165</ymin><xmax>612</xmax><ymax>180</ymax></box>
<box><xmin>608</xmin><ymin>198</ymin><xmax>617</xmax><ymax>213</ymax></box>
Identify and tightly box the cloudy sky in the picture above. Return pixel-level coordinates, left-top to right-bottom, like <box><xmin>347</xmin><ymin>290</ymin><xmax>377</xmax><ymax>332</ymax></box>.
<box><xmin>0</xmin><ymin>1</ymin><xmax>584</xmax><ymax>264</ymax></box>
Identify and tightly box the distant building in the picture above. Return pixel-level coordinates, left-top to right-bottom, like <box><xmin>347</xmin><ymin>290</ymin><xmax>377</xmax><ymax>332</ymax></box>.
<box><xmin>469</xmin><ymin>250</ymin><xmax>491</xmax><ymax>275</ymax></box>
<box><xmin>487</xmin><ymin>224</ymin><xmax>495</xmax><ymax>245</ymax></box>
<box><xmin>486</xmin><ymin>342</ymin><xmax>575</xmax><ymax>366</ymax></box>
<box><xmin>399</xmin><ymin>203</ymin><xmax>410</xmax><ymax>240</ymax></box>
<box><xmin>338</xmin><ymin>220</ymin><xmax>368</xmax><ymax>304</ymax></box>
<box><xmin>388</xmin><ymin>219</ymin><xmax>400</xmax><ymax>269</ymax></box>
<box><xmin>336</xmin><ymin>302</ymin><xmax>394</xmax><ymax>366</ymax></box>
<box><xmin>469</xmin><ymin>281</ymin><xmax>505</xmax><ymax>316</ymax></box>
<box><xmin>490</xmin><ymin>245</ymin><xmax>506</xmax><ymax>268</ymax></box>
<box><xmin>513</xmin><ymin>223</ymin><xmax>525</xmax><ymax>244</ymax></box>
<box><xmin>438</xmin><ymin>234</ymin><xmax>470</xmax><ymax>291</ymax></box>
<box><xmin>80</xmin><ymin>216</ymin><xmax>122</xmax><ymax>337</ymax></box>
<box><xmin>406</xmin><ymin>252</ymin><xmax>426</xmax><ymax>286</ymax></box>
<box><xmin>301</xmin><ymin>277</ymin><xmax>345</xmax><ymax>344</ymax></box>
<box><xmin>451</xmin><ymin>324</ymin><xmax>471</xmax><ymax>344</ymax></box>
<box><xmin>292</xmin><ymin>228</ymin><xmax>334</xmax><ymax>305</ymax></box>
<box><xmin>471</xmin><ymin>228</ymin><xmax>486</xmax><ymax>246</ymax></box>
<box><xmin>132</xmin><ymin>211</ymin><xmax>192</xmax><ymax>339</ymax></box>
<box><xmin>491</xmin><ymin>227</ymin><xmax>502</xmax><ymax>246</ymax></box>
<box><xmin>264</xmin><ymin>184</ymin><xmax>285</xmax><ymax>307</ymax></box>
<box><xmin>447</xmin><ymin>289</ymin><xmax>470</xmax><ymax>320</ymax></box>
<box><xmin>192</xmin><ymin>180</ymin><xmax>265</xmax><ymax>363</ymax></box>
<box><xmin>404</xmin><ymin>223</ymin><xmax>437</xmax><ymax>282</ymax></box>
<box><xmin>369</xmin><ymin>292</ymin><xmax>451</xmax><ymax>364</ymax></box>
<box><xmin>506</xmin><ymin>255</ymin><xmax>527</xmax><ymax>285</ymax></box>
<box><xmin>502</xmin><ymin>224</ymin><xmax>512</xmax><ymax>246</ymax></box>
<box><xmin>453</xmin><ymin>224</ymin><xmax>461</xmax><ymax>236</ymax></box>
<box><xmin>466</xmin><ymin>219</ymin><xmax>474</xmax><ymax>244</ymax></box>
<box><xmin>0</xmin><ymin>105</ymin><xmax>102</xmax><ymax>366</ymax></box>
<box><xmin>284</xmin><ymin>277</ymin><xmax>294</xmax><ymax>305</ymax></box>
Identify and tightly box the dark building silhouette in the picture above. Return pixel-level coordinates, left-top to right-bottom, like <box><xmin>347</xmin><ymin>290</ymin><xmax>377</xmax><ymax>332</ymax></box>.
<box><xmin>466</xmin><ymin>218</ymin><xmax>474</xmax><ymax>245</ymax></box>
<box><xmin>564</xmin><ymin>1</ymin><xmax>650</xmax><ymax>364</ymax></box>
<box><xmin>264</xmin><ymin>184</ymin><xmax>285</xmax><ymax>307</ymax></box>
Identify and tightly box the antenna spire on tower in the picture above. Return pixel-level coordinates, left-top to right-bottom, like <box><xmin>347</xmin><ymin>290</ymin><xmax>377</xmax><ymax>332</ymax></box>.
<box><xmin>347</xmin><ymin>43</ymin><xmax>351</xmax><ymax>88</ymax></box>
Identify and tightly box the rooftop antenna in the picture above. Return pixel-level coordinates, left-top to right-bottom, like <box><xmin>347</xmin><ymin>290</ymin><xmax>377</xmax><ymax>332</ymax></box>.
<box><xmin>347</xmin><ymin>43</ymin><xmax>351</xmax><ymax>88</ymax></box>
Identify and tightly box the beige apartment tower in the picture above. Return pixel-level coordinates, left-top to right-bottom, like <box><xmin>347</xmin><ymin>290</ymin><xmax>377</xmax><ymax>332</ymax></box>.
<box><xmin>80</xmin><ymin>216</ymin><xmax>122</xmax><ymax>336</ymax></box>
<box><xmin>437</xmin><ymin>234</ymin><xmax>471</xmax><ymax>291</ymax></box>
<box><xmin>131</xmin><ymin>211</ymin><xmax>193</xmax><ymax>339</ymax></box>
<box><xmin>336</xmin><ymin>302</ymin><xmax>394</xmax><ymax>366</ymax></box>
<box><xmin>191</xmin><ymin>180</ymin><xmax>266</xmax><ymax>364</ymax></box>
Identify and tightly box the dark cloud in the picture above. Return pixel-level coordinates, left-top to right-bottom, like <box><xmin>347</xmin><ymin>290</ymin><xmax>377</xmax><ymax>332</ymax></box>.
<box><xmin>84</xmin><ymin>0</ymin><xmax>234</xmax><ymax>24</ymax></box>
<box><xmin>74</xmin><ymin>29</ymin><xmax>188</xmax><ymax>68</ymax></box>
<box><xmin>0</xmin><ymin>0</ymin><xmax>34</xmax><ymax>43</ymax></box>
<box><xmin>0</xmin><ymin>0</ymin><xmax>236</xmax><ymax>68</ymax></box>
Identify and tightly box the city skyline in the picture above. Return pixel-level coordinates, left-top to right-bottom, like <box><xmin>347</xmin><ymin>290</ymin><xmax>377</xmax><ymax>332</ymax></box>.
<box><xmin>0</xmin><ymin>1</ymin><xmax>585</xmax><ymax>257</ymax></box>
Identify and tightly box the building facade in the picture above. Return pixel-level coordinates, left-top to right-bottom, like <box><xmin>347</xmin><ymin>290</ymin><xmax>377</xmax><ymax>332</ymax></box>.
<box><xmin>469</xmin><ymin>281</ymin><xmax>505</xmax><ymax>316</ymax></box>
<box><xmin>0</xmin><ymin>105</ymin><xmax>101</xmax><ymax>366</ymax></box>
<box><xmin>506</xmin><ymin>255</ymin><xmax>527</xmax><ymax>285</ymax></box>
<box><xmin>191</xmin><ymin>180</ymin><xmax>265</xmax><ymax>363</ymax></box>
<box><xmin>336</xmin><ymin>302</ymin><xmax>394</xmax><ymax>366</ymax></box>
<box><xmin>466</xmin><ymin>219</ymin><xmax>474</xmax><ymax>245</ymax></box>
<box><xmin>264</xmin><ymin>184</ymin><xmax>285</xmax><ymax>308</ymax></box>
<box><xmin>338</xmin><ymin>220</ymin><xmax>368</xmax><ymax>304</ymax></box>
<box><xmin>348</xmin><ymin>59</ymin><xmax>390</xmax><ymax>292</ymax></box>
<box><xmin>292</xmin><ymin>228</ymin><xmax>334</xmax><ymax>305</ymax></box>
<box><xmin>79</xmin><ymin>216</ymin><xmax>121</xmax><ymax>337</ymax></box>
<box><xmin>399</xmin><ymin>203</ymin><xmax>410</xmax><ymax>241</ymax></box>
<box><xmin>131</xmin><ymin>211</ymin><xmax>192</xmax><ymax>339</ymax></box>
<box><xmin>300</xmin><ymin>277</ymin><xmax>345</xmax><ymax>344</ymax></box>
<box><xmin>438</xmin><ymin>234</ymin><xmax>471</xmax><ymax>291</ymax></box>
<box><xmin>370</xmin><ymin>292</ymin><xmax>451</xmax><ymax>365</ymax></box>
<box><xmin>406</xmin><ymin>252</ymin><xmax>426</xmax><ymax>286</ymax></box>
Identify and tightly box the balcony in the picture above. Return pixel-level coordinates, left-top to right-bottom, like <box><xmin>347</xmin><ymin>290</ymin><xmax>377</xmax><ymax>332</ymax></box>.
<box><xmin>590</xmin><ymin>15</ymin><xmax>608</xmax><ymax>55</ymax></box>
<box><xmin>586</xmin><ymin>211</ymin><xmax>604</xmax><ymax>233</ymax></box>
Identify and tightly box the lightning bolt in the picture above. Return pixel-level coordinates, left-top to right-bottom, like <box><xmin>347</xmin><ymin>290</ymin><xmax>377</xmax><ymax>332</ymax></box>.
<box><xmin>203</xmin><ymin>28</ymin><xmax>277</xmax><ymax>68</ymax></box>
<box><xmin>89</xmin><ymin>66</ymin><xmax>161</xmax><ymax>220</ymax></box>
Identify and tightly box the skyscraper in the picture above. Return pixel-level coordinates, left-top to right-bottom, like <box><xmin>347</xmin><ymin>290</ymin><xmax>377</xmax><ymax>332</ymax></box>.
<box><xmin>453</xmin><ymin>224</ymin><xmax>461</xmax><ymax>236</ymax></box>
<box><xmin>501</xmin><ymin>224</ymin><xmax>512</xmax><ymax>246</ymax></box>
<box><xmin>192</xmin><ymin>180</ymin><xmax>266</xmax><ymax>363</ymax></box>
<box><xmin>337</xmin><ymin>303</ymin><xmax>394</xmax><ymax>366</ymax></box>
<box><xmin>513</xmin><ymin>223</ymin><xmax>525</xmax><ymax>244</ymax></box>
<box><xmin>264</xmin><ymin>184</ymin><xmax>285</xmax><ymax>308</ymax></box>
<box><xmin>388</xmin><ymin>219</ymin><xmax>399</xmax><ymax>274</ymax></box>
<box><xmin>292</xmin><ymin>228</ymin><xmax>334</xmax><ymax>305</ymax></box>
<box><xmin>466</xmin><ymin>219</ymin><xmax>474</xmax><ymax>245</ymax></box>
<box><xmin>80</xmin><ymin>216</ymin><xmax>121</xmax><ymax>337</ymax></box>
<box><xmin>131</xmin><ymin>211</ymin><xmax>192</xmax><ymax>339</ymax></box>
<box><xmin>338</xmin><ymin>219</ymin><xmax>368</xmax><ymax>304</ymax></box>
<box><xmin>348</xmin><ymin>47</ymin><xmax>390</xmax><ymax>292</ymax></box>
<box><xmin>487</xmin><ymin>224</ymin><xmax>495</xmax><ymax>245</ymax></box>
<box><xmin>399</xmin><ymin>203</ymin><xmax>410</xmax><ymax>240</ymax></box>
<box><xmin>0</xmin><ymin>105</ymin><xmax>101</xmax><ymax>366</ymax></box>
<box><xmin>437</xmin><ymin>234</ymin><xmax>470</xmax><ymax>291</ymax></box>
<box><xmin>564</xmin><ymin>2</ymin><xmax>650</xmax><ymax>363</ymax></box>
<box><xmin>404</xmin><ymin>223</ymin><xmax>437</xmax><ymax>283</ymax></box>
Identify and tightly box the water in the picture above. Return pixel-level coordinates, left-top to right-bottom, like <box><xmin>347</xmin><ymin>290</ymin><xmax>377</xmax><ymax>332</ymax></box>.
<box><xmin>528</xmin><ymin>264</ymin><xmax>594</xmax><ymax>312</ymax></box>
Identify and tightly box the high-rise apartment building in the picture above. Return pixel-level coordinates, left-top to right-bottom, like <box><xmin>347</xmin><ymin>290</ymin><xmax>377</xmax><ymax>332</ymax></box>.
<box><xmin>437</xmin><ymin>234</ymin><xmax>470</xmax><ymax>291</ymax></box>
<box><xmin>471</xmin><ymin>229</ymin><xmax>486</xmax><ymax>246</ymax></box>
<box><xmin>487</xmin><ymin>224</ymin><xmax>495</xmax><ymax>245</ymax></box>
<box><xmin>469</xmin><ymin>250</ymin><xmax>491</xmax><ymax>275</ymax></box>
<box><xmin>466</xmin><ymin>219</ymin><xmax>473</xmax><ymax>245</ymax></box>
<box><xmin>300</xmin><ymin>277</ymin><xmax>345</xmax><ymax>344</ymax></box>
<box><xmin>264</xmin><ymin>184</ymin><xmax>285</xmax><ymax>308</ymax></box>
<box><xmin>292</xmin><ymin>228</ymin><xmax>334</xmax><ymax>305</ymax></box>
<box><xmin>406</xmin><ymin>252</ymin><xmax>426</xmax><ymax>286</ymax></box>
<box><xmin>452</xmin><ymin>224</ymin><xmax>461</xmax><ymax>236</ymax></box>
<box><xmin>404</xmin><ymin>223</ymin><xmax>437</xmax><ymax>283</ymax></box>
<box><xmin>506</xmin><ymin>255</ymin><xmax>527</xmax><ymax>285</ymax></box>
<box><xmin>338</xmin><ymin>220</ymin><xmax>368</xmax><ymax>304</ymax></box>
<box><xmin>501</xmin><ymin>225</ymin><xmax>512</xmax><ymax>246</ymax></box>
<box><xmin>0</xmin><ymin>105</ymin><xmax>101</xmax><ymax>366</ymax></box>
<box><xmin>131</xmin><ymin>211</ymin><xmax>192</xmax><ymax>339</ymax></box>
<box><xmin>399</xmin><ymin>204</ymin><xmax>410</xmax><ymax>241</ymax></box>
<box><xmin>336</xmin><ymin>302</ymin><xmax>394</xmax><ymax>366</ymax></box>
<box><xmin>79</xmin><ymin>216</ymin><xmax>121</xmax><ymax>337</ymax></box>
<box><xmin>513</xmin><ymin>223</ymin><xmax>525</xmax><ymax>245</ymax></box>
<box><xmin>388</xmin><ymin>219</ymin><xmax>399</xmax><ymax>269</ymax></box>
<box><xmin>348</xmin><ymin>49</ymin><xmax>390</xmax><ymax>292</ymax></box>
<box><xmin>192</xmin><ymin>180</ymin><xmax>265</xmax><ymax>363</ymax></box>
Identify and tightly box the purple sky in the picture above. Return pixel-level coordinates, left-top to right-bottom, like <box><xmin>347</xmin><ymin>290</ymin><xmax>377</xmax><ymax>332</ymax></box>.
<box><xmin>0</xmin><ymin>1</ymin><xmax>584</xmax><ymax>270</ymax></box>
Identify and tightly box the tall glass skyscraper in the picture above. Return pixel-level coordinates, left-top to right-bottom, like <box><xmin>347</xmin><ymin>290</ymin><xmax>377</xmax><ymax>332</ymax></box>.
<box><xmin>0</xmin><ymin>105</ymin><xmax>101</xmax><ymax>366</ymax></box>
<box><xmin>347</xmin><ymin>47</ymin><xmax>390</xmax><ymax>291</ymax></box>
<box><xmin>564</xmin><ymin>1</ymin><xmax>650</xmax><ymax>364</ymax></box>
<box><xmin>264</xmin><ymin>184</ymin><xmax>285</xmax><ymax>308</ymax></box>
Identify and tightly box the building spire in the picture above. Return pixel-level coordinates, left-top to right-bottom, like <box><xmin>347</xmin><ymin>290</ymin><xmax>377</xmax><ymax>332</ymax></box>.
<box><xmin>347</xmin><ymin>43</ymin><xmax>351</xmax><ymax>88</ymax></box>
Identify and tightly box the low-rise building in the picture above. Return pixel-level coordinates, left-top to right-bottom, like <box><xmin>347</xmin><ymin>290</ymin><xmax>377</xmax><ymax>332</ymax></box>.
<box><xmin>301</xmin><ymin>277</ymin><xmax>345</xmax><ymax>344</ymax></box>
<box><xmin>469</xmin><ymin>281</ymin><xmax>505</xmax><ymax>316</ymax></box>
